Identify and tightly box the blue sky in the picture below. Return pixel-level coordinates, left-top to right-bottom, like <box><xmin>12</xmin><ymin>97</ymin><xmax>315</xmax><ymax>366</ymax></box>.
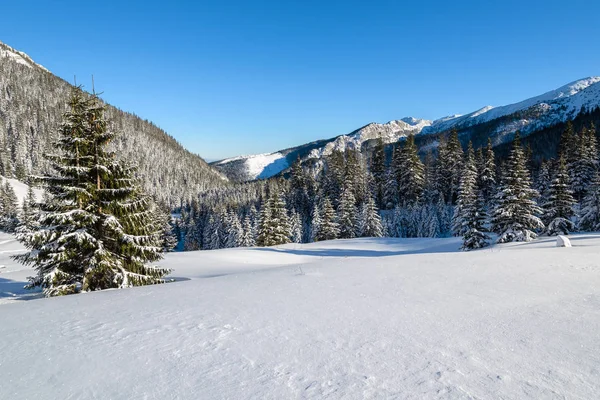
<box><xmin>2</xmin><ymin>1</ymin><xmax>599</xmax><ymax>161</ymax></box>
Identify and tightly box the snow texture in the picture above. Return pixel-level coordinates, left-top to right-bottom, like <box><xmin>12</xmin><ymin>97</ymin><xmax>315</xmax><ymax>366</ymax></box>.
<box><xmin>215</xmin><ymin>152</ymin><xmax>289</xmax><ymax>181</ymax></box>
<box><xmin>2</xmin><ymin>233</ymin><xmax>600</xmax><ymax>398</ymax></box>
<box><xmin>0</xmin><ymin>40</ymin><xmax>50</xmax><ymax>72</ymax></box>
<box><xmin>0</xmin><ymin>176</ymin><xmax>43</xmax><ymax>208</ymax></box>
<box><xmin>556</xmin><ymin>235</ymin><xmax>572</xmax><ymax>247</ymax></box>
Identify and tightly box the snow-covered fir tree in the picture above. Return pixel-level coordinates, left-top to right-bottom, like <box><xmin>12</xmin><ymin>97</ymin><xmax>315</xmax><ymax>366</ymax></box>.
<box><xmin>15</xmin><ymin>184</ymin><xmax>39</xmax><ymax>235</ymax></box>
<box><xmin>543</xmin><ymin>156</ymin><xmax>576</xmax><ymax>235</ymax></box>
<box><xmin>224</xmin><ymin>210</ymin><xmax>243</xmax><ymax>248</ymax></box>
<box><xmin>14</xmin><ymin>88</ymin><xmax>169</xmax><ymax>296</ymax></box>
<box><xmin>256</xmin><ymin>190</ymin><xmax>291</xmax><ymax>246</ymax></box>
<box><xmin>452</xmin><ymin>142</ymin><xmax>478</xmax><ymax>237</ymax></box>
<box><xmin>479</xmin><ymin>138</ymin><xmax>496</xmax><ymax>204</ymax></box>
<box><xmin>240</xmin><ymin>214</ymin><xmax>256</xmax><ymax>247</ymax></box>
<box><xmin>397</xmin><ymin>135</ymin><xmax>425</xmax><ymax>205</ymax></box>
<box><xmin>0</xmin><ymin>181</ymin><xmax>19</xmax><ymax>231</ymax></box>
<box><xmin>358</xmin><ymin>196</ymin><xmax>383</xmax><ymax>237</ymax></box>
<box><xmin>337</xmin><ymin>184</ymin><xmax>358</xmax><ymax>239</ymax></box>
<box><xmin>579</xmin><ymin>172</ymin><xmax>600</xmax><ymax>231</ymax></box>
<box><xmin>453</xmin><ymin>144</ymin><xmax>489</xmax><ymax>250</ymax></box>
<box><xmin>309</xmin><ymin>204</ymin><xmax>322</xmax><ymax>242</ymax></box>
<box><xmin>491</xmin><ymin>133</ymin><xmax>544</xmax><ymax>243</ymax></box>
<box><xmin>370</xmin><ymin>135</ymin><xmax>386</xmax><ymax>209</ymax></box>
<box><xmin>289</xmin><ymin>209</ymin><xmax>303</xmax><ymax>243</ymax></box>
<box><xmin>316</xmin><ymin>198</ymin><xmax>339</xmax><ymax>241</ymax></box>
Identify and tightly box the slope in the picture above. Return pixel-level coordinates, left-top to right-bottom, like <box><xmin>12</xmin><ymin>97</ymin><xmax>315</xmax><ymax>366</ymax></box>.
<box><xmin>0</xmin><ymin>40</ymin><xmax>227</xmax><ymax>207</ymax></box>
<box><xmin>2</xmin><ymin>234</ymin><xmax>600</xmax><ymax>399</ymax></box>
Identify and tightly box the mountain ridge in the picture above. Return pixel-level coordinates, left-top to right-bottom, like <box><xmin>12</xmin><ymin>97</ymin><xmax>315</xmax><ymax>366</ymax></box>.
<box><xmin>213</xmin><ymin>76</ymin><xmax>600</xmax><ymax>181</ymax></box>
<box><xmin>0</xmin><ymin>40</ymin><xmax>227</xmax><ymax>207</ymax></box>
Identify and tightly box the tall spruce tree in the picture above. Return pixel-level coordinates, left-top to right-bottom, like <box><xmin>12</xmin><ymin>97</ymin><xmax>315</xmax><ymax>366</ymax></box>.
<box><xmin>479</xmin><ymin>138</ymin><xmax>496</xmax><ymax>204</ymax></box>
<box><xmin>491</xmin><ymin>133</ymin><xmax>544</xmax><ymax>243</ymax></box>
<box><xmin>579</xmin><ymin>172</ymin><xmax>600</xmax><ymax>231</ymax></box>
<box><xmin>370</xmin><ymin>135</ymin><xmax>386</xmax><ymax>208</ymax></box>
<box><xmin>14</xmin><ymin>88</ymin><xmax>169</xmax><ymax>296</ymax></box>
<box><xmin>543</xmin><ymin>156</ymin><xmax>576</xmax><ymax>235</ymax></box>
<box><xmin>358</xmin><ymin>196</ymin><xmax>383</xmax><ymax>237</ymax></box>
<box><xmin>316</xmin><ymin>198</ymin><xmax>339</xmax><ymax>241</ymax></box>
<box><xmin>454</xmin><ymin>143</ymin><xmax>489</xmax><ymax>249</ymax></box>
<box><xmin>398</xmin><ymin>135</ymin><xmax>425</xmax><ymax>205</ymax></box>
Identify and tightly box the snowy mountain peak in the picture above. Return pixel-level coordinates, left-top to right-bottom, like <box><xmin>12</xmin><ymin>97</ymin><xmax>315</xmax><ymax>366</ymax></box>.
<box><xmin>215</xmin><ymin>76</ymin><xmax>600</xmax><ymax>181</ymax></box>
<box><xmin>0</xmin><ymin>40</ymin><xmax>50</xmax><ymax>73</ymax></box>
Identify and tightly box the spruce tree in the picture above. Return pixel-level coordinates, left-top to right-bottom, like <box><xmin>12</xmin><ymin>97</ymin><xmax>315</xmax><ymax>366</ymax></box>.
<box><xmin>491</xmin><ymin>133</ymin><xmax>544</xmax><ymax>243</ymax></box>
<box><xmin>370</xmin><ymin>135</ymin><xmax>386</xmax><ymax>208</ymax></box>
<box><xmin>316</xmin><ymin>198</ymin><xmax>339</xmax><ymax>241</ymax></box>
<box><xmin>358</xmin><ymin>196</ymin><xmax>383</xmax><ymax>237</ymax></box>
<box><xmin>337</xmin><ymin>184</ymin><xmax>358</xmax><ymax>239</ymax></box>
<box><xmin>309</xmin><ymin>204</ymin><xmax>321</xmax><ymax>242</ymax></box>
<box><xmin>240</xmin><ymin>214</ymin><xmax>256</xmax><ymax>247</ymax></box>
<box><xmin>397</xmin><ymin>135</ymin><xmax>425</xmax><ymax>205</ymax></box>
<box><xmin>255</xmin><ymin>200</ymin><xmax>273</xmax><ymax>247</ymax></box>
<box><xmin>543</xmin><ymin>156</ymin><xmax>576</xmax><ymax>235</ymax></box>
<box><xmin>289</xmin><ymin>209</ymin><xmax>303</xmax><ymax>243</ymax></box>
<box><xmin>579</xmin><ymin>172</ymin><xmax>600</xmax><ymax>231</ymax></box>
<box><xmin>1</xmin><ymin>181</ymin><xmax>19</xmax><ymax>231</ymax></box>
<box><xmin>479</xmin><ymin>138</ymin><xmax>496</xmax><ymax>204</ymax></box>
<box><xmin>453</xmin><ymin>142</ymin><xmax>478</xmax><ymax>237</ymax></box>
<box><xmin>14</xmin><ymin>88</ymin><xmax>169</xmax><ymax>296</ymax></box>
<box><xmin>16</xmin><ymin>184</ymin><xmax>40</xmax><ymax>235</ymax></box>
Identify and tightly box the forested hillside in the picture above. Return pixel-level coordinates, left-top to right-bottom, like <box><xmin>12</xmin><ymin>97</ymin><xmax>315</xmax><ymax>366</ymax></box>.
<box><xmin>0</xmin><ymin>41</ymin><xmax>226</xmax><ymax>207</ymax></box>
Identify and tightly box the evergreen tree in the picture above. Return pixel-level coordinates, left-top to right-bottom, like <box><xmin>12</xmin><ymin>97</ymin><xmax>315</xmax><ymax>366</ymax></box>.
<box><xmin>255</xmin><ymin>200</ymin><xmax>272</xmax><ymax>247</ymax></box>
<box><xmin>397</xmin><ymin>135</ymin><xmax>425</xmax><ymax>205</ymax></box>
<box><xmin>316</xmin><ymin>198</ymin><xmax>339</xmax><ymax>241</ymax></box>
<box><xmin>256</xmin><ymin>191</ymin><xmax>290</xmax><ymax>246</ymax></box>
<box><xmin>337</xmin><ymin>184</ymin><xmax>358</xmax><ymax>239</ymax></box>
<box><xmin>358</xmin><ymin>196</ymin><xmax>383</xmax><ymax>237</ymax></box>
<box><xmin>1</xmin><ymin>181</ymin><xmax>19</xmax><ymax>231</ymax></box>
<box><xmin>543</xmin><ymin>156</ymin><xmax>576</xmax><ymax>235</ymax></box>
<box><xmin>309</xmin><ymin>204</ymin><xmax>322</xmax><ymax>242</ymax></box>
<box><xmin>439</xmin><ymin>129</ymin><xmax>463</xmax><ymax>204</ymax></box>
<box><xmin>16</xmin><ymin>184</ymin><xmax>40</xmax><ymax>235</ymax></box>
<box><xmin>224</xmin><ymin>210</ymin><xmax>243</xmax><ymax>248</ymax></box>
<box><xmin>491</xmin><ymin>133</ymin><xmax>544</xmax><ymax>243</ymax></box>
<box><xmin>240</xmin><ymin>214</ymin><xmax>256</xmax><ymax>247</ymax></box>
<box><xmin>535</xmin><ymin>160</ymin><xmax>553</xmax><ymax>206</ymax></box>
<box><xmin>579</xmin><ymin>172</ymin><xmax>600</xmax><ymax>231</ymax></box>
<box><xmin>452</xmin><ymin>142</ymin><xmax>478</xmax><ymax>237</ymax></box>
<box><xmin>14</xmin><ymin>88</ymin><xmax>169</xmax><ymax>296</ymax></box>
<box><xmin>289</xmin><ymin>209</ymin><xmax>303</xmax><ymax>243</ymax></box>
<box><xmin>479</xmin><ymin>138</ymin><xmax>496</xmax><ymax>204</ymax></box>
<box><xmin>370</xmin><ymin>135</ymin><xmax>386</xmax><ymax>208</ymax></box>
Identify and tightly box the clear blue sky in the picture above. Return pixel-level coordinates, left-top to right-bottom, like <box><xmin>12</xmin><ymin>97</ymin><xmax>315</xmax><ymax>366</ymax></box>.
<box><xmin>2</xmin><ymin>1</ymin><xmax>599</xmax><ymax>161</ymax></box>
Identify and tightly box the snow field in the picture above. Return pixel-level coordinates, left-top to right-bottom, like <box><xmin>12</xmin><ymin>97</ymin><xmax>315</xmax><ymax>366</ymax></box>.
<box><xmin>1</xmin><ymin>235</ymin><xmax>600</xmax><ymax>399</ymax></box>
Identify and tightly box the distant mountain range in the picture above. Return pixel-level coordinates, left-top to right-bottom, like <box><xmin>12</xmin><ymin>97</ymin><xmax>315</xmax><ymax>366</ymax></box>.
<box><xmin>213</xmin><ymin>77</ymin><xmax>600</xmax><ymax>181</ymax></box>
<box><xmin>0</xmin><ymin>40</ymin><xmax>227</xmax><ymax>207</ymax></box>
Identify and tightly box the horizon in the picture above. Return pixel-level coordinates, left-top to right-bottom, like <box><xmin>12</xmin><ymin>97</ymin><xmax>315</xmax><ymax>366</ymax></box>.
<box><xmin>2</xmin><ymin>0</ymin><xmax>600</xmax><ymax>160</ymax></box>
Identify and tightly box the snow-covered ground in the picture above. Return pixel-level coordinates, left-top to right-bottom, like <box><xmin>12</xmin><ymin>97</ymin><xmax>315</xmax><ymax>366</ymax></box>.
<box><xmin>0</xmin><ymin>176</ymin><xmax>44</xmax><ymax>207</ymax></box>
<box><xmin>2</xmin><ymin>233</ymin><xmax>600</xmax><ymax>399</ymax></box>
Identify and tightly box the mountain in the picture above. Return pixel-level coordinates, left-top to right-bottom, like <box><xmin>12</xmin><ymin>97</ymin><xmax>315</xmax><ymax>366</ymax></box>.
<box><xmin>214</xmin><ymin>77</ymin><xmax>600</xmax><ymax>181</ymax></box>
<box><xmin>0</xmin><ymin>40</ymin><xmax>227</xmax><ymax>207</ymax></box>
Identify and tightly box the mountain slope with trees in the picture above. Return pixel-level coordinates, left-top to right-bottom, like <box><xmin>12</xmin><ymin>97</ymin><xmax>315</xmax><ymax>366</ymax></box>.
<box><xmin>0</xmin><ymin>40</ymin><xmax>227</xmax><ymax>208</ymax></box>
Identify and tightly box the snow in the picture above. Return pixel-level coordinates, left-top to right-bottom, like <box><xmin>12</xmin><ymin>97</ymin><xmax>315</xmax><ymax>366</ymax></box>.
<box><xmin>0</xmin><ymin>40</ymin><xmax>50</xmax><ymax>73</ymax></box>
<box><xmin>217</xmin><ymin>77</ymin><xmax>600</xmax><ymax>182</ymax></box>
<box><xmin>215</xmin><ymin>152</ymin><xmax>289</xmax><ymax>181</ymax></box>
<box><xmin>556</xmin><ymin>235</ymin><xmax>572</xmax><ymax>247</ymax></box>
<box><xmin>0</xmin><ymin>176</ymin><xmax>44</xmax><ymax>208</ymax></box>
<box><xmin>2</xmin><ymin>233</ymin><xmax>600</xmax><ymax>398</ymax></box>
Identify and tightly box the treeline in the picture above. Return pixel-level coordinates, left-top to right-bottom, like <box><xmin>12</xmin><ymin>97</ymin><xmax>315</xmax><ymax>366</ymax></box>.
<box><xmin>178</xmin><ymin>121</ymin><xmax>600</xmax><ymax>251</ymax></box>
